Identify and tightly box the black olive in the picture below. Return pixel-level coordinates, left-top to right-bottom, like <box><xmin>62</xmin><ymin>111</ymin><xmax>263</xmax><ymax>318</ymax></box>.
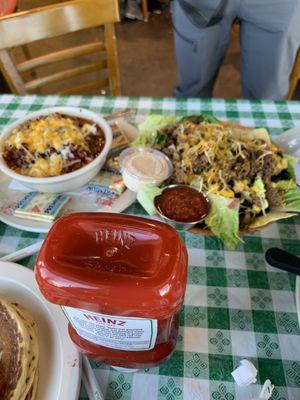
<box><xmin>271</xmin><ymin>169</ymin><xmax>290</xmax><ymax>182</ymax></box>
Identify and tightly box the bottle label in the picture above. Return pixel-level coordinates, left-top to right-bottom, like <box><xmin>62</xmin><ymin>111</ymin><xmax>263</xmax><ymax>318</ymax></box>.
<box><xmin>62</xmin><ymin>306</ymin><xmax>158</xmax><ymax>351</ymax></box>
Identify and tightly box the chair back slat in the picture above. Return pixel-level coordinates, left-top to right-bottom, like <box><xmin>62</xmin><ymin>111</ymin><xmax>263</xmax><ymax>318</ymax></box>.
<box><xmin>0</xmin><ymin>0</ymin><xmax>121</xmax><ymax>95</ymax></box>
<box><xmin>25</xmin><ymin>60</ymin><xmax>107</xmax><ymax>90</ymax></box>
<box><xmin>59</xmin><ymin>77</ymin><xmax>109</xmax><ymax>95</ymax></box>
<box><xmin>0</xmin><ymin>0</ymin><xmax>119</xmax><ymax>50</ymax></box>
<box><xmin>16</xmin><ymin>42</ymin><xmax>105</xmax><ymax>72</ymax></box>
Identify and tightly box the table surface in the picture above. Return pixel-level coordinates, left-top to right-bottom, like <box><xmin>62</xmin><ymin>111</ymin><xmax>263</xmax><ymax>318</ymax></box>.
<box><xmin>0</xmin><ymin>94</ymin><xmax>300</xmax><ymax>400</ymax></box>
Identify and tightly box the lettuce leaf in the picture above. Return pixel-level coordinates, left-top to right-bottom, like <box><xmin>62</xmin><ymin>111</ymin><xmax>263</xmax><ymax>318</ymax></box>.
<box><xmin>205</xmin><ymin>195</ymin><xmax>240</xmax><ymax>250</ymax></box>
<box><xmin>248</xmin><ymin>180</ymin><xmax>300</xmax><ymax>228</ymax></box>
<box><xmin>252</xmin><ymin>177</ymin><xmax>268</xmax><ymax>212</ymax></box>
<box><xmin>137</xmin><ymin>184</ymin><xmax>162</xmax><ymax>215</ymax></box>
<box><xmin>282</xmin><ymin>153</ymin><xmax>299</xmax><ymax>179</ymax></box>
<box><xmin>179</xmin><ymin>114</ymin><xmax>220</xmax><ymax>124</ymax></box>
<box><xmin>248</xmin><ymin>128</ymin><xmax>271</xmax><ymax>144</ymax></box>
<box><xmin>274</xmin><ymin>180</ymin><xmax>300</xmax><ymax>212</ymax></box>
<box><xmin>132</xmin><ymin>114</ymin><xmax>220</xmax><ymax>147</ymax></box>
<box><xmin>131</xmin><ymin>115</ymin><xmax>176</xmax><ymax>147</ymax></box>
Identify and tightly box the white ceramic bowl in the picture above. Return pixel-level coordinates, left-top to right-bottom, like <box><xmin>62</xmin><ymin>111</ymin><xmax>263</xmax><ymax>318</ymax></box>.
<box><xmin>0</xmin><ymin>107</ymin><xmax>112</xmax><ymax>193</ymax></box>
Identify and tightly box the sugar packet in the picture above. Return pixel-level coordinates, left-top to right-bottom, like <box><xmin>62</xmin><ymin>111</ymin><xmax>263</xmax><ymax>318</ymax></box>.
<box><xmin>110</xmin><ymin>122</ymin><xmax>130</xmax><ymax>152</ymax></box>
<box><xmin>88</xmin><ymin>170</ymin><xmax>125</xmax><ymax>196</ymax></box>
<box><xmin>13</xmin><ymin>192</ymin><xmax>70</xmax><ymax>222</ymax></box>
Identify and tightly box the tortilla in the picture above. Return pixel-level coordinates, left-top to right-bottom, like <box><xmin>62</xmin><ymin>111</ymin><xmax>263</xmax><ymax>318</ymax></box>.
<box><xmin>25</xmin><ymin>373</ymin><xmax>38</xmax><ymax>400</ymax></box>
<box><xmin>11</xmin><ymin>304</ymin><xmax>39</xmax><ymax>400</ymax></box>
<box><xmin>248</xmin><ymin>211</ymin><xmax>298</xmax><ymax>230</ymax></box>
<box><xmin>0</xmin><ymin>300</ymin><xmax>39</xmax><ymax>400</ymax></box>
<box><xmin>0</xmin><ymin>300</ymin><xmax>31</xmax><ymax>399</ymax></box>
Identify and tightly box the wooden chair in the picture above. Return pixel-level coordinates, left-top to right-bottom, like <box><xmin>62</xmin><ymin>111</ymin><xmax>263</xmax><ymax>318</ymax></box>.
<box><xmin>287</xmin><ymin>48</ymin><xmax>300</xmax><ymax>100</ymax></box>
<box><xmin>0</xmin><ymin>0</ymin><xmax>121</xmax><ymax>95</ymax></box>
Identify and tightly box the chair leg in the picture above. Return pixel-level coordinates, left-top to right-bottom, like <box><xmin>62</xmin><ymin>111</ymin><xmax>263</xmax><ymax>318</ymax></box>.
<box><xmin>286</xmin><ymin>78</ymin><xmax>298</xmax><ymax>100</ymax></box>
<box><xmin>287</xmin><ymin>48</ymin><xmax>300</xmax><ymax>100</ymax></box>
<box><xmin>141</xmin><ymin>0</ymin><xmax>148</xmax><ymax>21</ymax></box>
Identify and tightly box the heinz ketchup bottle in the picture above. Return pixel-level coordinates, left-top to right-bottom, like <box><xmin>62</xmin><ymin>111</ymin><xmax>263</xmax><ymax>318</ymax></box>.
<box><xmin>0</xmin><ymin>0</ymin><xmax>17</xmax><ymax>16</ymax></box>
<box><xmin>36</xmin><ymin>213</ymin><xmax>188</xmax><ymax>370</ymax></box>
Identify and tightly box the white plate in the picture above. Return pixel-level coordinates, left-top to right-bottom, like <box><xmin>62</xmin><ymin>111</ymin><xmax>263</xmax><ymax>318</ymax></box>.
<box><xmin>0</xmin><ymin>261</ymin><xmax>81</xmax><ymax>400</ymax></box>
<box><xmin>0</xmin><ymin>170</ymin><xmax>137</xmax><ymax>233</ymax></box>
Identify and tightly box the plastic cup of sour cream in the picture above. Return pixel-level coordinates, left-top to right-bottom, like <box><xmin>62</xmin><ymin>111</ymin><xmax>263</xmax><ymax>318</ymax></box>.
<box><xmin>119</xmin><ymin>147</ymin><xmax>173</xmax><ymax>192</ymax></box>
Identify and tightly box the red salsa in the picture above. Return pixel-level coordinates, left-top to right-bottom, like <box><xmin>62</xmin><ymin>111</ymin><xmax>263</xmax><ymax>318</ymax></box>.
<box><xmin>155</xmin><ymin>185</ymin><xmax>210</xmax><ymax>223</ymax></box>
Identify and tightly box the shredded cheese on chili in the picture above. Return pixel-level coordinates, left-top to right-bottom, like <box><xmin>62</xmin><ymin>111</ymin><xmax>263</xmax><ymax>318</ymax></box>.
<box><xmin>6</xmin><ymin>115</ymin><xmax>87</xmax><ymax>153</ymax></box>
<box><xmin>3</xmin><ymin>114</ymin><xmax>103</xmax><ymax>177</ymax></box>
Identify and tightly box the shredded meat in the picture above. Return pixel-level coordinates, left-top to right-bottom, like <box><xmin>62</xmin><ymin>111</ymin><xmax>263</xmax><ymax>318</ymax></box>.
<box><xmin>266</xmin><ymin>187</ymin><xmax>284</xmax><ymax>208</ymax></box>
<box><xmin>263</xmin><ymin>154</ymin><xmax>281</xmax><ymax>179</ymax></box>
<box><xmin>239</xmin><ymin>212</ymin><xmax>253</xmax><ymax>228</ymax></box>
<box><xmin>173</xmin><ymin>168</ymin><xmax>186</xmax><ymax>184</ymax></box>
<box><xmin>3</xmin><ymin>148</ymin><xmax>27</xmax><ymax>169</ymax></box>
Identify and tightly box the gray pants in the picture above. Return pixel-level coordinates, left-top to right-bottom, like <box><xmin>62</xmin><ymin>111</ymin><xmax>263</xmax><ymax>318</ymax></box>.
<box><xmin>172</xmin><ymin>0</ymin><xmax>300</xmax><ymax>99</ymax></box>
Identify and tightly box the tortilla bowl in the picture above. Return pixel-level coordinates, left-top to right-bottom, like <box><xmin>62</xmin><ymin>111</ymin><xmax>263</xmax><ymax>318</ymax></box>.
<box><xmin>183</xmin><ymin>120</ymin><xmax>298</xmax><ymax>237</ymax></box>
<box><xmin>189</xmin><ymin>217</ymin><xmax>276</xmax><ymax>236</ymax></box>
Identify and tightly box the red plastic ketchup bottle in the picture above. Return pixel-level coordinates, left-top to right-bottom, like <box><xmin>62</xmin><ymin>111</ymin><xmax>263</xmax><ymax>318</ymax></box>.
<box><xmin>36</xmin><ymin>213</ymin><xmax>188</xmax><ymax>370</ymax></box>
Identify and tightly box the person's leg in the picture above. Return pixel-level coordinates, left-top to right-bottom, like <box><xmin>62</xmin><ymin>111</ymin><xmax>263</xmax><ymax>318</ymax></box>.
<box><xmin>125</xmin><ymin>0</ymin><xmax>144</xmax><ymax>20</ymax></box>
<box><xmin>172</xmin><ymin>0</ymin><xmax>236</xmax><ymax>98</ymax></box>
<box><xmin>239</xmin><ymin>0</ymin><xmax>300</xmax><ymax>99</ymax></box>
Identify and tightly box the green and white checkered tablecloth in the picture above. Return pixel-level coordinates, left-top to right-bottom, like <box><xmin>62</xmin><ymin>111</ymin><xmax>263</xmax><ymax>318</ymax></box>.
<box><xmin>1</xmin><ymin>95</ymin><xmax>300</xmax><ymax>400</ymax></box>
